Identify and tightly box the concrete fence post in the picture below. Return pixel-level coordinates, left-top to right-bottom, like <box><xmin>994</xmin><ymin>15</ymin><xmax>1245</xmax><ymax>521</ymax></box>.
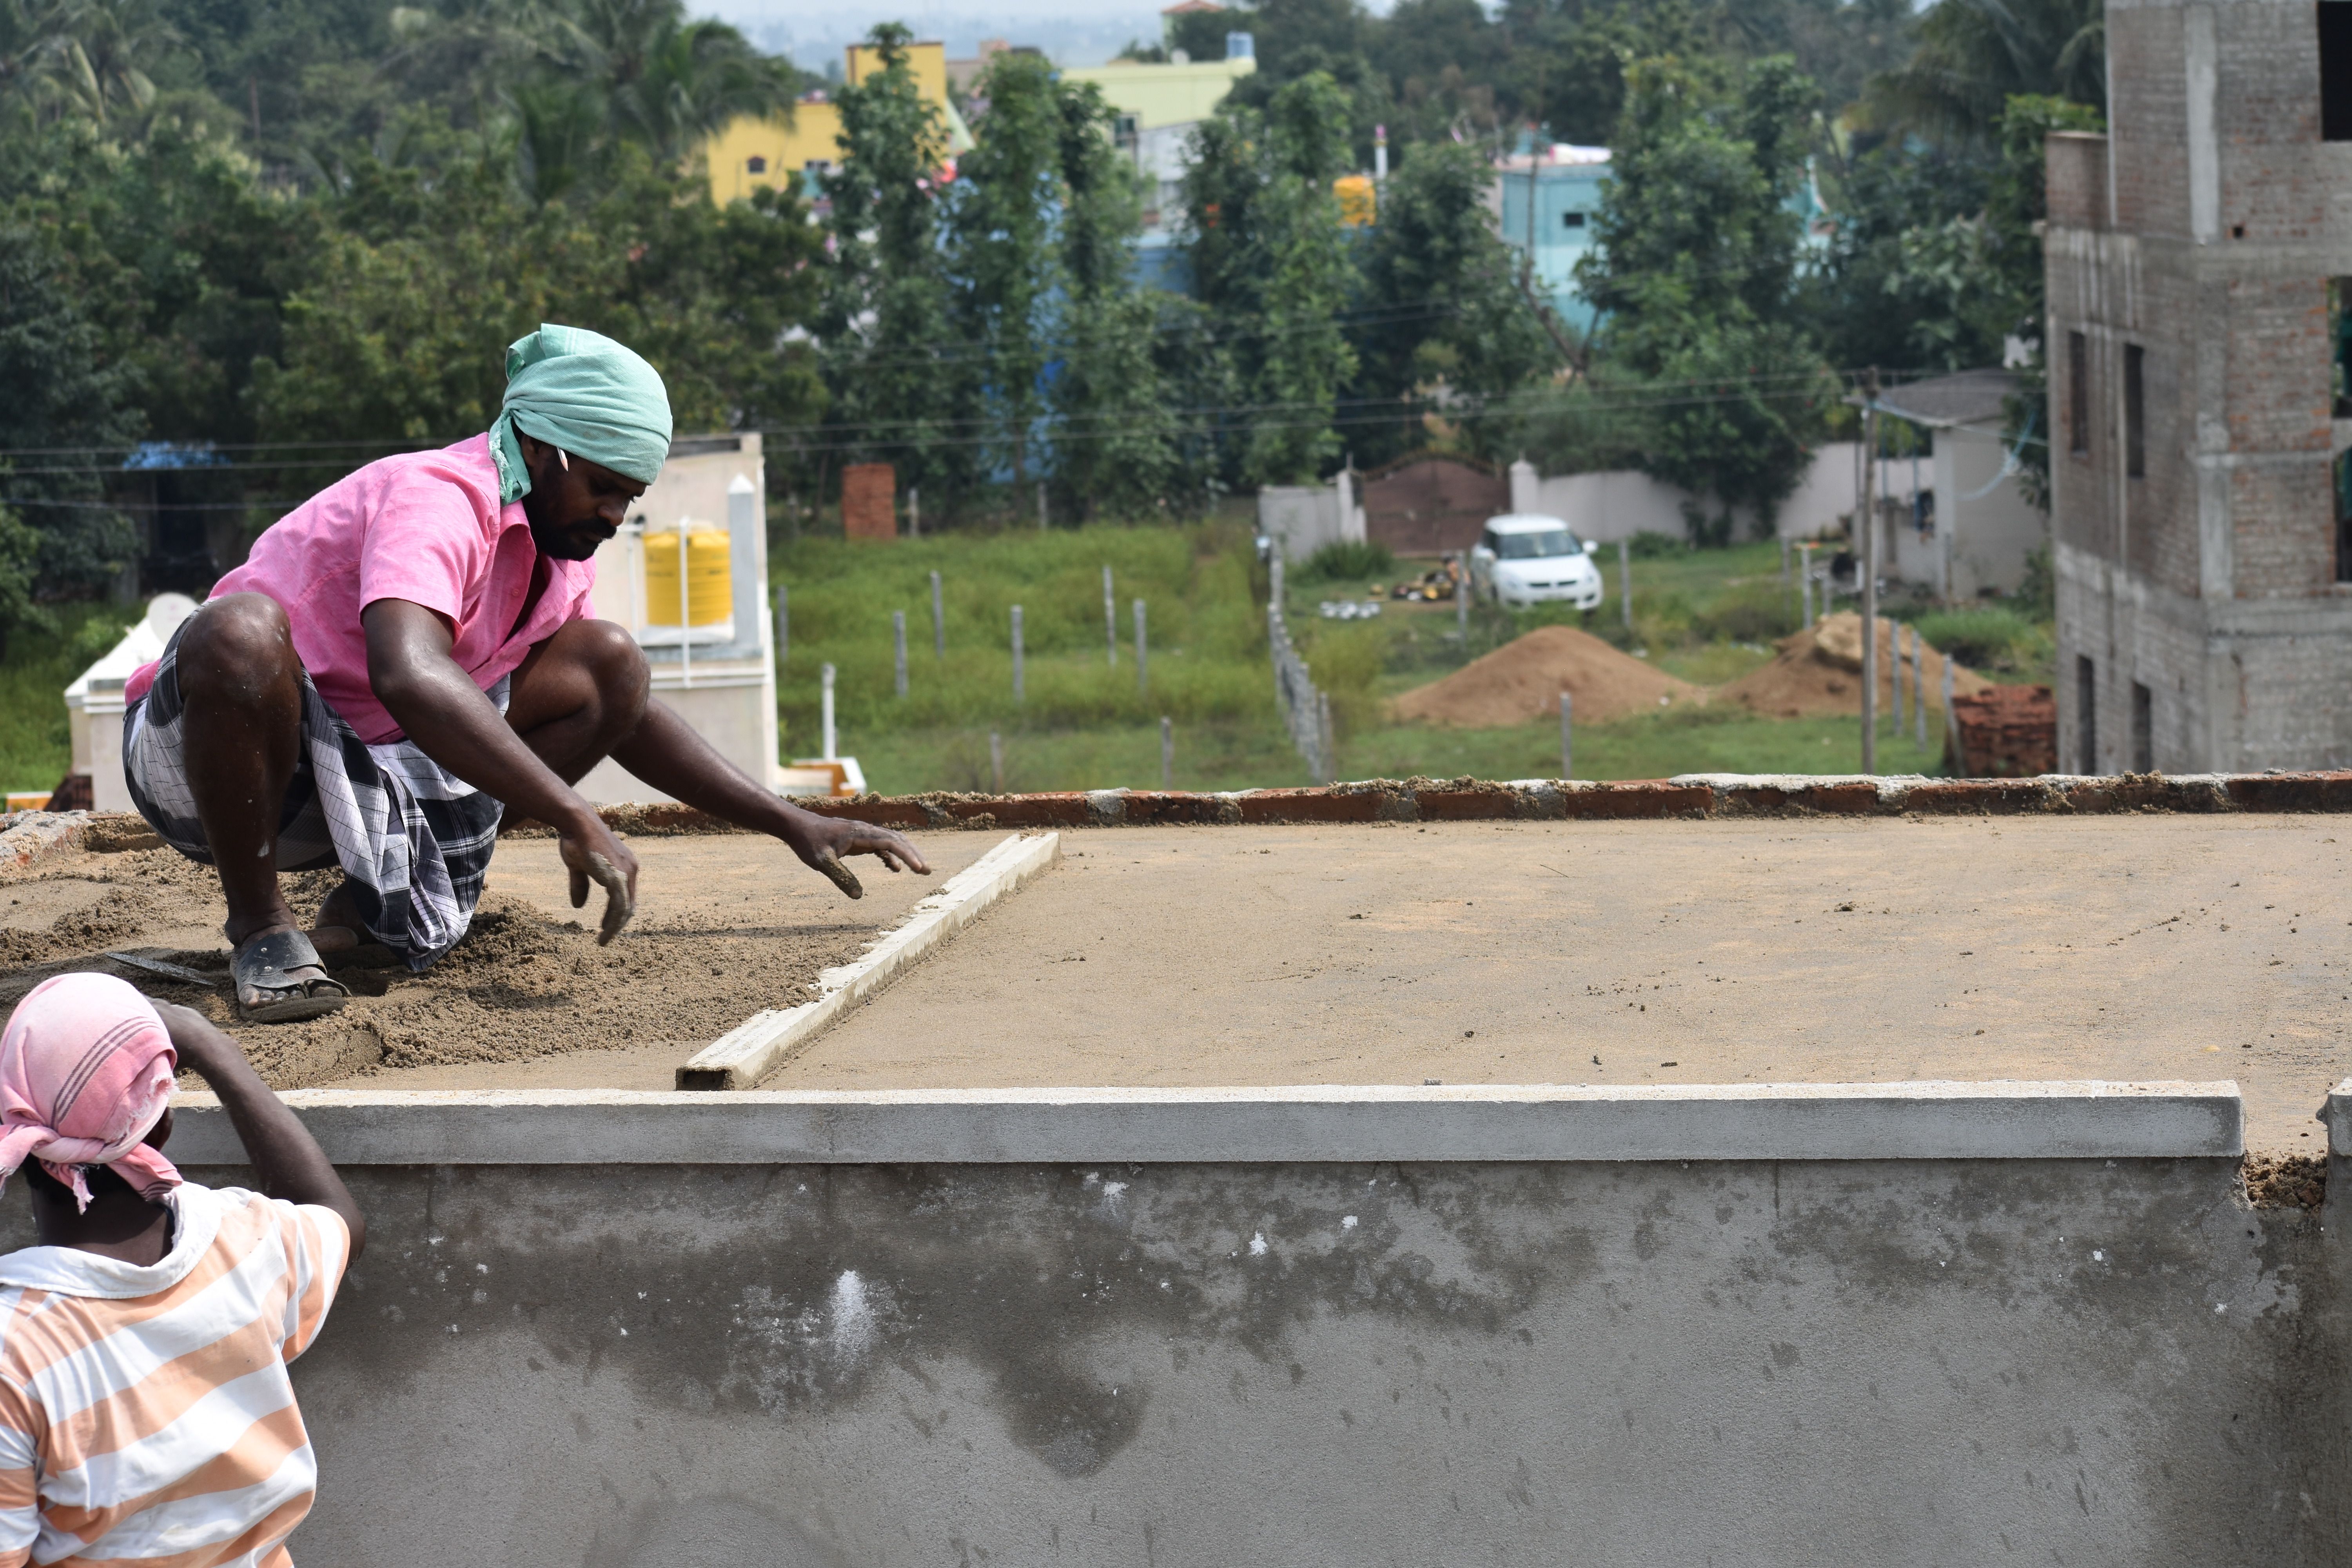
<box><xmin>820</xmin><ymin>661</ymin><xmax>837</xmax><ymax>760</ymax></box>
<box><xmin>774</xmin><ymin>583</ymin><xmax>788</xmax><ymax>669</ymax></box>
<box><xmin>1103</xmin><ymin>566</ymin><xmax>1117</xmax><ymax>668</ymax></box>
<box><xmin>1798</xmin><ymin>546</ymin><xmax>1811</xmax><ymax>628</ymax></box>
<box><xmin>1134</xmin><ymin>599</ymin><xmax>1149</xmax><ymax>692</ymax></box>
<box><xmin>1618</xmin><ymin>539</ymin><xmax>1632</xmax><ymax>631</ymax></box>
<box><xmin>1942</xmin><ymin>652</ymin><xmax>1959</xmax><ymax>769</ymax></box>
<box><xmin>1160</xmin><ymin>715</ymin><xmax>1173</xmax><ymax>789</ymax></box>
<box><xmin>1011</xmin><ymin>605</ymin><xmax>1024</xmax><ymax>704</ymax></box>
<box><xmin>1560</xmin><ymin>690</ymin><xmax>1572</xmax><ymax>780</ymax></box>
<box><xmin>1914</xmin><ymin>628</ymin><xmax>1928</xmax><ymax>747</ymax></box>
<box><xmin>1780</xmin><ymin>537</ymin><xmax>1790</xmax><ymax>582</ymax></box>
<box><xmin>892</xmin><ymin>611</ymin><xmax>907</xmax><ymax>699</ymax></box>
<box><xmin>989</xmin><ymin>730</ymin><xmax>1003</xmax><ymax>794</ymax></box>
<box><xmin>1893</xmin><ymin>621</ymin><xmax>1907</xmax><ymax>738</ymax></box>
<box><xmin>930</xmin><ymin>571</ymin><xmax>944</xmax><ymax>659</ymax></box>
<box><xmin>1037</xmin><ymin>481</ymin><xmax>1047</xmax><ymax>531</ymax></box>
<box><xmin>1457</xmin><ymin>550</ymin><xmax>1471</xmax><ymax>640</ymax></box>
<box><xmin>907</xmin><ymin>486</ymin><xmax>920</xmax><ymax>540</ymax></box>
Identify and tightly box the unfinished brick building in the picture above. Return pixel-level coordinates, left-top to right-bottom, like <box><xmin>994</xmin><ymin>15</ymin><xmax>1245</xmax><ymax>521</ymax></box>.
<box><xmin>2046</xmin><ymin>0</ymin><xmax>2352</xmax><ymax>771</ymax></box>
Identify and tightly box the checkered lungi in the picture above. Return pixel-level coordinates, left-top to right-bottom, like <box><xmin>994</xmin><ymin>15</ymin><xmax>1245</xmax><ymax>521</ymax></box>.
<box><xmin>122</xmin><ymin>622</ymin><xmax>507</xmax><ymax>971</ymax></box>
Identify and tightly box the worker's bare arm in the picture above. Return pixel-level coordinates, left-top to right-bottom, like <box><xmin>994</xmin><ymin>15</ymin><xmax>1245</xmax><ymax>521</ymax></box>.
<box><xmin>361</xmin><ymin>597</ymin><xmax>638</xmax><ymax>938</ymax></box>
<box><xmin>612</xmin><ymin>702</ymin><xmax>930</xmax><ymax>894</ymax></box>
<box><xmin>156</xmin><ymin>1004</ymin><xmax>365</xmax><ymax>1260</ymax></box>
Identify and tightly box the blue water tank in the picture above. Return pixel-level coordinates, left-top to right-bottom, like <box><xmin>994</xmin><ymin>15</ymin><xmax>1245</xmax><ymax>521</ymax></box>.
<box><xmin>1226</xmin><ymin>31</ymin><xmax>1254</xmax><ymax>59</ymax></box>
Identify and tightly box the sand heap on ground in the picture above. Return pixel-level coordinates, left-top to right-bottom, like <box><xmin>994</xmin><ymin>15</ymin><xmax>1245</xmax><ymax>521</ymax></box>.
<box><xmin>1718</xmin><ymin>611</ymin><xmax>1993</xmax><ymax>719</ymax></box>
<box><xmin>1390</xmin><ymin>624</ymin><xmax>1702</xmax><ymax>728</ymax></box>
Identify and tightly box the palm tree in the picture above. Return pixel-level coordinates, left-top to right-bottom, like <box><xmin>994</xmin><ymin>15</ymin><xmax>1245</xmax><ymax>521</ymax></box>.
<box><xmin>45</xmin><ymin>0</ymin><xmax>172</xmax><ymax>121</ymax></box>
<box><xmin>1867</xmin><ymin>0</ymin><xmax>2104</xmax><ymax>140</ymax></box>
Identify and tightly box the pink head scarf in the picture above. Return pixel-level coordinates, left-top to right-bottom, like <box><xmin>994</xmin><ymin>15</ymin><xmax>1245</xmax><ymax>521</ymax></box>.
<box><xmin>0</xmin><ymin>973</ymin><xmax>182</xmax><ymax>1212</ymax></box>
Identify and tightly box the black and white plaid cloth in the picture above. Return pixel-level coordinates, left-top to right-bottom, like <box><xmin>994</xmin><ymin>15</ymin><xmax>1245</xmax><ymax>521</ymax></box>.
<box><xmin>123</xmin><ymin>622</ymin><xmax>507</xmax><ymax>971</ymax></box>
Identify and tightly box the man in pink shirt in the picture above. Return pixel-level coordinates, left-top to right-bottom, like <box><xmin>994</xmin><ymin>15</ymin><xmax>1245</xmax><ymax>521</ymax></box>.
<box><xmin>120</xmin><ymin>325</ymin><xmax>927</xmax><ymax>1021</ymax></box>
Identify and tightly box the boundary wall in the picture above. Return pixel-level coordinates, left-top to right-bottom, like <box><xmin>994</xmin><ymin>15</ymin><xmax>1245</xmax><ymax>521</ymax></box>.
<box><xmin>45</xmin><ymin>1081</ymin><xmax>2336</xmax><ymax>1567</ymax></box>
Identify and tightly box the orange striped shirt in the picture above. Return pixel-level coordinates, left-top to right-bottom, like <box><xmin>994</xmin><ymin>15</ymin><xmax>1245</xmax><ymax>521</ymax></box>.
<box><xmin>0</xmin><ymin>1183</ymin><xmax>349</xmax><ymax>1566</ymax></box>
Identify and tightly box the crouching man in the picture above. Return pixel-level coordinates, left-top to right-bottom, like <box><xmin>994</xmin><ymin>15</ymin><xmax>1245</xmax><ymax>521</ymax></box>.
<box><xmin>0</xmin><ymin>973</ymin><xmax>365</xmax><ymax>1566</ymax></box>
<box><xmin>120</xmin><ymin>323</ymin><xmax>927</xmax><ymax>1020</ymax></box>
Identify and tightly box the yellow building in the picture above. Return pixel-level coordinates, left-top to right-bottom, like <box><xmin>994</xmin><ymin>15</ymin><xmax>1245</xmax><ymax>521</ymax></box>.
<box><xmin>704</xmin><ymin>40</ymin><xmax>976</xmax><ymax>207</ymax></box>
<box><xmin>1058</xmin><ymin>53</ymin><xmax>1256</xmax><ymax>136</ymax></box>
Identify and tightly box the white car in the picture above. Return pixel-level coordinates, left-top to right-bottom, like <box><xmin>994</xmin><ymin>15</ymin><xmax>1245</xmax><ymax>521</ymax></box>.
<box><xmin>1469</xmin><ymin>515</ymin><xmax>1605</xmax><ymax>610</ymax></box>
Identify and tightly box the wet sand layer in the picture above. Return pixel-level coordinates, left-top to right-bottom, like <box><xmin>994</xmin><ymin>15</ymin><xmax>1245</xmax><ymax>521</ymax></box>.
<box><xmin>0</xmin><ymin>830</ymin><xmax>995</xmax><ymax>1087</ymax></box>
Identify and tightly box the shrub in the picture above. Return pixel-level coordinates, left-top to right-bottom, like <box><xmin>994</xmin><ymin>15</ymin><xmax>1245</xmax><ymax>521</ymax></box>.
<box><xmin>1691</xmin><ymin>578</ymin><xmax>1799</xmax><ymax>643</ymax></box>
<box><xmin>1624</xmin><ymin>530</ymin><xmax>1684</xmax><ymax>560</ymax></box>
<box><xmin>1914</xmin><ymin>605</ymin><xmax>2035</xmax><ymax>670</ymax></box>
<box><xmin>1299</xmin><ymin>539</ymin><xmax>1396</xmax><ymax>583</ymax></box>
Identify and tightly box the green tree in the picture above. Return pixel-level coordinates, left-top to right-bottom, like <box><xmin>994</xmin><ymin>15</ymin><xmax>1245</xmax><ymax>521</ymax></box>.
<box><xmin>1576</xmin><ymin>54</ymin><xmax>1835</xmax><ymax>539</ymax></box>
<box><xmin>0</xmin><ymin>216</ymin><xmax>142</xmax><ymax>598</ymax></box>
<box><xmin>1867</xmin><ymin>0</ymin><xmax>2103</xmax><ymax>141</ymax></box>
<box><xmin>817</xmin><ymin>24</ymin><xmax>962</xmax><ymax>504</ymax></box>
<box><xmin>946</xmin><ymin>51</ymin><xmax>1061</xmax><ymax>493</ymax></box>
<box><xmin>1354</xmin><ymin>136</ymin><xmax>1551</xmax><ymax>465</ymax></box>
<box><xmin>1044</xmin><ymin>70</ymin><xmax>1180</xmax><ymax>518</ymax></box>
<box><xmin>1180</xmin><ymin>72</ymin><xmax>1358</xmax><ymax>488</ymax></box>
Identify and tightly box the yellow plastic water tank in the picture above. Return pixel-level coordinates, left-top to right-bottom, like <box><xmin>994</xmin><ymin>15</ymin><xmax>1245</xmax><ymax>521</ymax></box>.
<box><xmin>643</xmin><ymin>521</ymin><xmax>732</xmax><ymax>627</ymax></box>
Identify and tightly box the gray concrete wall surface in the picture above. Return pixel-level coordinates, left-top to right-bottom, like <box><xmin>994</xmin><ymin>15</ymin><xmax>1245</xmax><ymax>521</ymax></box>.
<box><xmin>28</xmin><ymin>1082</ymin><xmax>2328</xmax><ymax>1567</ymax></box>
<box><xmin>151</xmin><ymin>1155</ymin><xmax>2340</xmax><ymax>1568</ymax></box>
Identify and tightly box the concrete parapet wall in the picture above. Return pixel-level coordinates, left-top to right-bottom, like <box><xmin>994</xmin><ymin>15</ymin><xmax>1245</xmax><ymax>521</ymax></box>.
<box><xmin>96</xmin><ymin>1080</ymin><xmax>2340</xmax><ymax>1565</ymax></box>
<box><xmin>160</xmin><ymin>1081</ymin><xmax>2247</xmax><ymax>1165</ymax></box>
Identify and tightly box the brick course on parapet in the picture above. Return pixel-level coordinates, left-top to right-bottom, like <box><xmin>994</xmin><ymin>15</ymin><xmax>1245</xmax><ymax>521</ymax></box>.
<box><xmin>21</xmin><ymin>768</ymin><xmax>2352</xmax><ymax>869</ymax></box>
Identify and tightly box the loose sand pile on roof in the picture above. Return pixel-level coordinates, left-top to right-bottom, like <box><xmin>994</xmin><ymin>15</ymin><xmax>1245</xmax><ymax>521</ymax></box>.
<box><xmin>1390</xmin><ymin>625</ymin><xmax>1702</xmax><ymax>727</ymax></box>
<box><xmin>0</xmin><ymin>834</ymin><xmax>992</xmax><ymax>1089</ymax></box>
<box><xmin>1718</xmin><ymin>612</ymin><xmax>1993</xmax><ymax>719</ymax></box>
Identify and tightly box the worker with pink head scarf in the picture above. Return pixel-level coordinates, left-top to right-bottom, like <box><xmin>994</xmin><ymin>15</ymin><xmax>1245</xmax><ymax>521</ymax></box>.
<box><xmin>0</xmin><ymin>974</ymin><xmax>364</xmax><ymax>1567</ymax></box>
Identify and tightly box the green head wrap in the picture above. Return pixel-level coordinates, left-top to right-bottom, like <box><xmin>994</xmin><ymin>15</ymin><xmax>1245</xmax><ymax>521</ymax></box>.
<box><xmin>487</xmin><ymin>324</ymin><xmax>673</xmax><ymax>505</ymax></box>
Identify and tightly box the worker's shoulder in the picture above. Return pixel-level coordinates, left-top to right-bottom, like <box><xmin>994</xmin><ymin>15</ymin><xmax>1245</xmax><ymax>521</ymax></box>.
<box><xmin>358</xmin><ymin>434</ymin><xmax>501</xmax><ymax>511</ymax></box>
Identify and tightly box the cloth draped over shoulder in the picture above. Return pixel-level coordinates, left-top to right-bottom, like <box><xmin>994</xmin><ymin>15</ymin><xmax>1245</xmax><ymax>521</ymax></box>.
<box><xmin>0</xmin><ymin>973</ymin><xmax>182</xmax><ymax>1212</ymax></box>
<box><xmin>487</xmin><ymin>323</ymin><xmax>674</xmax><ymax>504</ymax></box>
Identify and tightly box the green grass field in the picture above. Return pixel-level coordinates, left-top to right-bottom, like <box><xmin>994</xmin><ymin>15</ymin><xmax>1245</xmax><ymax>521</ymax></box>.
<box><xmin>780</xmin><ymin>525</ymin><xmax>1990</xmax><ymax>794</ymax></box>
<box><xmin>0</xmin><ymin>605</ymin><xmax>141</xmax><ymax>797</ymax></box>
<box><xmin>0</xmin><ymin>523</ymin><xmax>2034</xmax><ymax>799</ymax></box>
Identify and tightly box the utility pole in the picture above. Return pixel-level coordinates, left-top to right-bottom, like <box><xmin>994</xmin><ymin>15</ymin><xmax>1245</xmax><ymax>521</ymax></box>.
<box><xmin>1860</xmin><ymin>367</ymin><xmax>1880</xmax><ymax>777</ymax></box>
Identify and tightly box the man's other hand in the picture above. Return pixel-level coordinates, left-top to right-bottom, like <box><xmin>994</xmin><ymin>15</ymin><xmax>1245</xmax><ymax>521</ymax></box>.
<box><xmin>559</xmin><ymin>813</ymin><xmax>640</xmax><ymax>942</ymax></box>
<box><xmin>786</xmin><ymin>815</ymin><xmax>930</xmax><ymax>899</ymax></box>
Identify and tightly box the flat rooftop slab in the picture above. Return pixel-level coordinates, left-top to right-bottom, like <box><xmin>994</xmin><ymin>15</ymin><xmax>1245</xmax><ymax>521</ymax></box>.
<box><xmin>9</xmin><ymin>815</ymin><xmax>2341</xmax><ymax>1152</ymax></box>
<box><xmin>778</xmin><ymin>815</ymin><xmax>2345</xmax><ymax>1153</ymax></box>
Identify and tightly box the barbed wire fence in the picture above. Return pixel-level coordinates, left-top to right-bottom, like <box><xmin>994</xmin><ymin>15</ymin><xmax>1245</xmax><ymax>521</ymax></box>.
<box><xmin>1266</xmin><ymin>557</ymin><xmax>1336</xmax><ymax>784</ymax></box>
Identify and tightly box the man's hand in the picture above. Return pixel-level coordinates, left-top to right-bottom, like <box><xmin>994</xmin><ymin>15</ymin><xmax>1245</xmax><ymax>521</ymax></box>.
<box><xmin>782</xmin><ymin>813</ymin><xmax>931</xmax><ymax>898</ymax></box>
<box><xmin>558</xmin><ymin>811</ymin><xmax>639</xmax><ymax>942</ymax></box>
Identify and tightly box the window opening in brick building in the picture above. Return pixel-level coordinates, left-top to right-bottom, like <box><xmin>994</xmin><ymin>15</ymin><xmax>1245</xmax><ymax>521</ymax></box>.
<box><xmin>2323</xmin><ymin>4</ymin><xmax>2352</xmax><ymax>140</ymax></box>
<box><xmin>2077</xmin><ymin>655</ymin><xmax>2098</xmax><ymax>774</ymax></box>
<box><xmin>2068</xmin><ymin>332</ymin><xmax>2089</xmax><ymax>455</ymax></box>
<box><xmin>2123</xmin><ymin>344</ymin><xmax>2145</xmax><ymax>477</ymax></box>
<box><xmin>2336</xmin><ymin>451</ymin><xmax>2352</xmax><ymax>583</ymax></box>
<box><xmin>2332</xmin><ymin>280</ymin><xmax>2352</xmax><ymax>417</ymax></box>
<box><xmin>2131</xmin><ymin>682</ymin><xmax>2152</xmax><ymax>773</ymax></box>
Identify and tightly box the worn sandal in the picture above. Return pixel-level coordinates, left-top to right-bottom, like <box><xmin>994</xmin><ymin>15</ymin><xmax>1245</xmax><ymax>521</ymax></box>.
<box><xmin>232</xmin><ymin>929</ymin><xmax>351</xmax><ymax>1023</ymax></box>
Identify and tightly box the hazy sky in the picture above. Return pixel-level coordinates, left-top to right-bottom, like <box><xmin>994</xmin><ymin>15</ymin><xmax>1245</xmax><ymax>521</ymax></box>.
<box><xmin>704</xmin><ymin>2</ymin><xmax>1173</xmax><ymax>69</ymax></box>
<box><xmin>700</xmin><ymin>0</ymin><xmax>1408</xmax><ymax>70</ymax></box>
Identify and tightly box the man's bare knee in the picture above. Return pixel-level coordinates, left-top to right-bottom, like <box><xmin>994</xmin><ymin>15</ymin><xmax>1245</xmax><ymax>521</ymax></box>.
<box><xmin>179</xmin><ymin>595</ymin><xmax>298</xmax><ymax>692</ymax></box>
<box><xmin>576</xmin><ymin>619</ymin><xmax>650</xmax><ymax>731</ymax></box>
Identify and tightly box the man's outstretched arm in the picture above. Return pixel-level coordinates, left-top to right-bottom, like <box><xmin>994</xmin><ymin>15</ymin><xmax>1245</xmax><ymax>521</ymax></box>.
<box><xmin>612</xmin><ymin>702</ymin><xmax>929</xmax><ymax>895</ymax></box>
<box><xmin>363</xmin><ymin>599</ymin><xmax>641</xmax><ymax>940</ymax></box>
<box><xmin>159</xmin><ymin>1004</ymin><xmax>365</xmax><ymax>1260</ymax></box>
